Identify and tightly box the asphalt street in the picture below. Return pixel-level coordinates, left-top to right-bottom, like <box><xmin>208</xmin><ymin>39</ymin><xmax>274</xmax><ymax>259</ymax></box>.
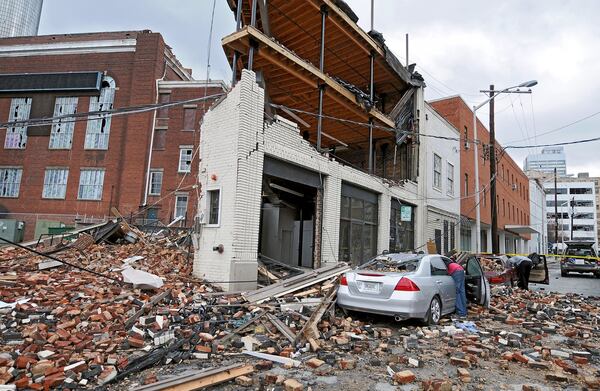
<box><xmin>530</xmin><ymin>256</ymin><xmax>600</xmax><ymax>297</ymax></box>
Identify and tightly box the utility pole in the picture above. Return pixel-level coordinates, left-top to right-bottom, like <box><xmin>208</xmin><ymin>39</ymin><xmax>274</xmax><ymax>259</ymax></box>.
<box><xmin>479</xmin><ymin>82</ymin><xmax>535</xmax><ymax>254</ymax></box>
<box><xmin>570</xmin><ymin>196</ymin><xmax>574</xmax><ymax>240</ymax></box>
<box><xmin>554</xmin><ymin>167</ymin><xmax>558</xmax><ymax>247</ymax></box>
<box><xmin>489</xmin><ymin>85</ymin><xmax>499</xmax><ymax>254</ymax></box>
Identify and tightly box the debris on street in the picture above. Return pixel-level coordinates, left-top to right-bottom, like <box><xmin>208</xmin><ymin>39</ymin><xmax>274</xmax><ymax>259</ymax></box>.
<box><xmin>0</xmin><ymin>230</ymin><xmax>599</xmax><ymax>390</ymax></box>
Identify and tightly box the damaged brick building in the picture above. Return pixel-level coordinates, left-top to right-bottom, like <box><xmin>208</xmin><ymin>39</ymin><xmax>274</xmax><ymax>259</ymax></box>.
<box><xmin>0</xmin><ymin>31</ymin><xmax>225</xmax><ymax>241</ymax></box>
<box><xmin>193</xmin><ymin>0</ymin><xmax>441</xmax><ymax>291</ymax></box>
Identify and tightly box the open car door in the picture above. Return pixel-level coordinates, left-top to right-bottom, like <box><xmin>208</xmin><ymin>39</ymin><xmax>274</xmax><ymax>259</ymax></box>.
<box><xmin>527</xmin><ymin>253</ymin><xmax>550</xmax><ymax>285</ymax></box>
<box><xmin>461</xmin><ymin>257</ymin><xmax>490</xmax><ymax>308</ymax></box>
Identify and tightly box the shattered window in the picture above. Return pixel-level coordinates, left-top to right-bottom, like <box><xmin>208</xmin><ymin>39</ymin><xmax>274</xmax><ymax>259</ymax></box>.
<box><xmin>149</xmin><ymin>170</ymin><xmax>163</xmax><ymax>196</ymax></box>
<box><xmin>77</xmin><ymin>169</ymin><xmax>105</xmax><ymax>200</ymax></box>
<box><xmin>42</xmin><ymin>168</ymin><xmax>69</xmax><ymax>199</ymax></box>
<box><xmin>4</xmin><ymin>98</ymin><xmax>32</xmax><ymax>149</ymax></box>
<box><xmin>178</xmin><ymin>147</ymin><xmax>193</xmax><ymax>173</ymax></box>
<box><xmin>85</xmin><ymin>77</ymin><xmax>115</xmax><ymax>150</ymax></box>
<box><xmin>0</xmin><ymin>167</ymin><xmax>23</xmax><ymax>198</ymax></box>
<box><xmin>49</xmin><ymin>97</ymin><xmax>78</xmax><ymax>149</ymax></box>
<box><xmin>361</xmin><ymin>255</ymin><xmax>421</xmax><ymax>273</ymax></box>
<box><xmin>175</xmin><ymin>194</ymin><xmax>188</xmax><ymax>220</ymax></box>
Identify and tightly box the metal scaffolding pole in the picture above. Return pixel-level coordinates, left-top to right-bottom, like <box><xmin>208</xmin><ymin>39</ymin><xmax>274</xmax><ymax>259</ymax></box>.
<box><xmin>368</xmin><ymin>52</ymin><xmax>375</xmax><ymax>174</ymax></box>
<box><xmin>316</xmin><ymin>5</ymin><xmax>327</xmax><ymax>152</ymax></box>
<box><xmin>232</xmin><ymin>0</ymin><xmax>243</xmax><ymax>85</ymax></box>
<box><xmin>248</xmin><ymin>0</ymin><xmax>258</xmax><ymax>70</ymax></box>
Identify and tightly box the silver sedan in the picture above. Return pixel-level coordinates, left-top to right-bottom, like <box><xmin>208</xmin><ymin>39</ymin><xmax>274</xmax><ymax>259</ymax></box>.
<box><xmin>336</xmin><ymin>253</ymin><xmax>490</xmax><ymax>324</ymax></box>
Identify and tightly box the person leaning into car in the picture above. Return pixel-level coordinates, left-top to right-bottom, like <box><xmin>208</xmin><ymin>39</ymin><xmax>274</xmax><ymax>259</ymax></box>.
<box><xmin>445</xmin><ymin>259</ymin><xmax>468</xmax><ymax>318</ymax></box>
<box><xmin>510</xmin><ymin>255</ymin><xmax>533</xmax><ymax>290</ymax></box>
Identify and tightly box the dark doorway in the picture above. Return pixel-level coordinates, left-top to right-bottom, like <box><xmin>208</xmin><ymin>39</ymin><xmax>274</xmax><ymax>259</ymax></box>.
<box><xmin>259</xmin><ymin>174</ymin><xmax>317</xmax><ymax>268</ymax></box>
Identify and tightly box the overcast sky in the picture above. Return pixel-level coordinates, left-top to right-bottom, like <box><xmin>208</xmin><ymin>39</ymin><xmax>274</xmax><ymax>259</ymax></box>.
<box><xmin>39</xmin><ymin>0</ymin><xmax>600</xmax><ymax>176</ymax></box>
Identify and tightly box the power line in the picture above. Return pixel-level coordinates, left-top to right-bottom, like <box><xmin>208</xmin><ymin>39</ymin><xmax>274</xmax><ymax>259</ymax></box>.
<box><xmin>1</xmin><ymin>93</ymin><xmax>226</xmax><ymax>129</ymax></box>
<box><xmin>504</xmin><ymin>109</ymin><xmax>600</xmax><ymax>144</ymax></box>
<box><xmin>504</xmin><ymin>135</ymin><xmax>600</xmax><ymax>150</ymax></box>
<box><xmin>271</xmin><ymin>103</ymin><xmax>600</xmax><ymax>151</ymax></box>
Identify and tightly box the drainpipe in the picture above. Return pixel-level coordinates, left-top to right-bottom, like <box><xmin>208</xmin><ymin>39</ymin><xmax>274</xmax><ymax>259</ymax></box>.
<box><xmin>143</xmin><ymin>62</ymin><xmax>168</xmax><ymax>207</ymax></box>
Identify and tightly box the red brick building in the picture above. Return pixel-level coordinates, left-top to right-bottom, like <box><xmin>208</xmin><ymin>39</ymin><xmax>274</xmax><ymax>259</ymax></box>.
<box><xmin>430</xmin><ymin>96</ymin><xmax>531</xmax><ymax>253</ymax></box>
<box><xmin>0</xmin><ymin>31</ymin><xmax>225</xmax><ymax>241</ymax></box>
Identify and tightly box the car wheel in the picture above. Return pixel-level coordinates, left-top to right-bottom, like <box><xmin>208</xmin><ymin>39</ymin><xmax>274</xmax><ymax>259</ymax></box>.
<box><xmin>425</xmin><ymin>296</ymin><xmax>442</xmax><ymax>325</ymax></box>
<box><xmin>595</xmin><ymin>273</ymin><xmax>600</xmax><ymax>279</ymax></box>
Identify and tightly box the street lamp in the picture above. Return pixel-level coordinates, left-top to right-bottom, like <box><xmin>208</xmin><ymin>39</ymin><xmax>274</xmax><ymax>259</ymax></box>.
<box><xmin>471</xmin><ymin>80</ymin><xmax>538</xmax><ymax>253</ymax></box>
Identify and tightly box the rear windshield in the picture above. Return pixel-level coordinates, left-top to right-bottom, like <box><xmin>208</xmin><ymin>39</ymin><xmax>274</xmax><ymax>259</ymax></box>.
<box><xmin>566</xmin><ymin>247</ymin><xmax>595</xmax><ymax>256</ymax></box>
<box><xmin>360</xmin><ymin>255</ymin><xmax>421</xmax><ymax>272</ymax></box>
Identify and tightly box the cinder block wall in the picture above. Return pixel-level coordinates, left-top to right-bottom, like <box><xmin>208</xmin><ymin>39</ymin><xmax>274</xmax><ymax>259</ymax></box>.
<box><xmin>194</xmin><ymin>70</ymin><xmax>264</xmax><ymax>291</ymax></box>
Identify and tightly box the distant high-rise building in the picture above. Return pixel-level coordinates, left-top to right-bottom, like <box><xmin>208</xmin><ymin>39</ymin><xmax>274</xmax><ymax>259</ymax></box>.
<box><xmin>524</xmin><ymin>146</ymin><xmax>567</xmax><ymax>176</ymax></box>
<box><xmin>0</xmin><ymin>0</ymin><xmax>43</xmax><ymax>38</ymax></box>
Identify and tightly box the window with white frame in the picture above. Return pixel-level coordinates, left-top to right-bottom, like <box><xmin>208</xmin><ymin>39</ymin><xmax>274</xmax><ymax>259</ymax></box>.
<box><xmin>433</xmin><ymin>153</ymin><xmax>442</xmax><ymax>189</ymax></box>
<box><xmin>42</xmin><ymin>168</ymin><xmax>69</xmax><ymax>199</ymax></box>
<box><xmin>447</xmin><ymin>162</ymin><xmax>454</xmax><ymax>196</ymax></box>
<box><xmin>5</xmin><ymin>98</ymin><xmax>32</xmax><ymax>149</ymax></box>
<box><xmin>149</xmin><ymin>170</ymin><xmax>163</xmax><ymax>196</ymax></box>
<box><xmin>78</xmin><ymin>169</ymin><xmax>105</xmax><ymax>200</ymax></box>
<box><xmin>207</xmin><ymin>189</ymin><xmax>221</xmax><ymax>225</ymax></box>
<box><xmin>85</xmin><ymin>77</ymin><xmax>115</xmax><ymax>150</ymax></box>
<box><xmin>49</xmin><ymin>97</ymin><xmax>78</xmax><ymax>149</ymax></box>
<box><xmin>174</xmin><ymin>194</ymin><xmax>188</xmax><ymax>220</ymax></box>
<box><xmin>0</xmin><ymin>167</ymin><xmax>23</xmax><ymax>197</ymax></box>
<box><xmin>178</xmin><ymin>146</ymin><xmax>193</xmax><ymax>173</ymax></box>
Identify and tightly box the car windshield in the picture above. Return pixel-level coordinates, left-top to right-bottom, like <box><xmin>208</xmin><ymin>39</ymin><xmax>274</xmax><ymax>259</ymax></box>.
<box><xmin>360</xmin><ymin>253</ymin><xmax>422</xmax><ymax>273</ymax></box>
<box><xmin>566</xmin><ymin>247</ymin><xmax>594</xmax><ymax>256</ymax></box>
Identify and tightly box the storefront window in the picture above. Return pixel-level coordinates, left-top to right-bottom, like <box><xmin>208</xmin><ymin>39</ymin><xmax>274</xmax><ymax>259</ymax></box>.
<box><xmin>339</xmin><ymin>190</ymin><xmax>378</xmax><ymax>265</ymax></box>
<box><xmin>389</xmin><ymin>199</ymin><xmax>415</xmax><ymax>252</ymax></box>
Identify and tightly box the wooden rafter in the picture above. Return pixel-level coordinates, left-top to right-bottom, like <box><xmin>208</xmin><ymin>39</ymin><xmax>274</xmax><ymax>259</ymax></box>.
<box><xmin>222</xmin><ymin>26</ymin><xmax>395</xmax><ymax>129</ymax></box>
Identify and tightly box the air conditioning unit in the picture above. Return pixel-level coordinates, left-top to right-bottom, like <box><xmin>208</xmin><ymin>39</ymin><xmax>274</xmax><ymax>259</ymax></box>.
<box><xmin>512</xmin><ymin>183</ymin><xmax>517</xmax><ymax>191</ymax></box>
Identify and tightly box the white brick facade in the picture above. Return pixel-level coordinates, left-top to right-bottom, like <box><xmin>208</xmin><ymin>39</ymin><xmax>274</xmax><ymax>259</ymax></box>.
<box><xmin>194</xmin><ymin>70</ymin><xmax>426</xmax><ymax>290</ymax></box>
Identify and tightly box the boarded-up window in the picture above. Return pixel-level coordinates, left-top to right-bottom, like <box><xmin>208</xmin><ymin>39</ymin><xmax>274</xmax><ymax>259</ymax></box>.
<box><xmin>157</xmin><ymin>93</ymin><xmax>170</xmax><ymax>119</ymax></box>
<box><xmin>153</xmin><ymin>129</ymin><xmax>167</xmax><ymax>150</ymax></box>
<box><xmin>183</xmin><ymin>108</ymin><xmax>196</xmax><ymax>130</ymax></box>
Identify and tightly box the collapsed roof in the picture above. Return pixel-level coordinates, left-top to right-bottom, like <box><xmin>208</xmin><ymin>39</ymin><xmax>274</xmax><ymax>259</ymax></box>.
<box><xmin>223</xmin><ymin>0</ymin><xmax>425</xmax><ymax>148</ymax></box>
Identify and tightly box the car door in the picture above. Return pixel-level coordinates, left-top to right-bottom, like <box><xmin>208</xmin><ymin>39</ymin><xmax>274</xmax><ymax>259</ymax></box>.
<box><xmin>528</xmin><ymin>254</ymin><xmax>550</xmax><ymax>284</ymax></box>
<box><xmin>430</xmin><ymin>256</ymin><xmax>455</xmax><ymax>311</ymax></box>
<box><xmin>464</xmin><ymin>257</ymin><xmax>489</xmax><ymax>306</ymax></box>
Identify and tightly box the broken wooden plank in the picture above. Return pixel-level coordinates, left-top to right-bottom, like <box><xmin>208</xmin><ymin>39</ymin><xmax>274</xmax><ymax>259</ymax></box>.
<box><xmin>37</xmin><ymin>260</ymin><xmax>63</xmax><ymax>271</ymax></box>
<box><xmin>257</xmin><ymin>264</ymin><xmax>279</xmax><ymax>283</ymax></box>
<box><xmin>295</xmin><ymin>284</ymin><xmax>338</xmax><ymax>347</ymax></box>
<box><xmin>243</xmin><ymin>350</ymin><xmax>301</xmax><ymax>367</ymax></box>
<box><xmin>220</xmin><ymin>310</ymin><xmax>267</xmax><ymax>343</ymax></box>
<box><xmin>266</xmin><ymin>313</ymin><xmax>296</xmax><ymax>343</ymax></box>
<box><xmin>242</xmin><ymin>262</ymin><xmax>350</xmax><ymax>304</ymax></box>
<box><xmin>133</xmin><ymin>363</ymin><xmax>254</xmax><ymax>391</ymax></box>
<box><xmin>125</xmin><ymin>290</ymin><xmax>171</xmax><ymax>329</ymax></box>
<box><xmin>293</xmin><ymin>288</ymin><xmax>319</xmax><ymax>297</ymax></box>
